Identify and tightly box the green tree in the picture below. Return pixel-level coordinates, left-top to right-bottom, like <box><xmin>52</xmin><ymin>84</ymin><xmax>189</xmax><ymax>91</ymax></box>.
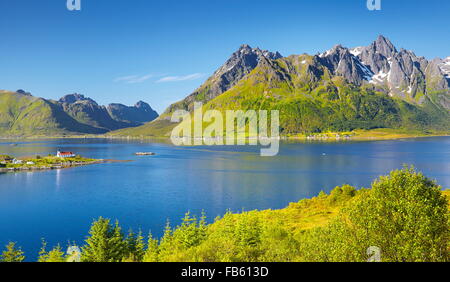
<box><xmin>173</xmin><ymin>212</ymin><xmax>204</xmax><ymax>248</ymax></box>
<box><xmin>0</xmin><ymin>242</ymin><xmax>25</xmax><ymax>262</ymax></box>
<box><xmin>143</xmin><ymin>232</ymin><xmax>159</xmax><ymax>262</ymax></box>
<box><xmin>38</xmin><ymin>240</ymin><xmax>66</xmax><ymax>262</ymax></box>
<box><xmin>345</xmin><ymin>167</ymin><xmax>449</xmax><ymax>262</ymax></box>
<box><xmin>299</xmin><ymin>167</ymin><xmax>449</xmax><ymax>262</ymax></box>
<box><xmin>233</xmin><ymin>212</ymin><xmax>263</xmax><ymax>261</ymax></box>
<box><xmin>123</xmin><ymin>230</ymin><xmax>145</xmax><ymax>262</ymax></box>
<box><xmin>157</xmin><ymin>220</ymin><xmax>175</xmax><ymax>260</ymax></box>
<box><xmin>81</xmin><ymin>217</ymin><xmax>127</xmax><ymax>262</ymax></box>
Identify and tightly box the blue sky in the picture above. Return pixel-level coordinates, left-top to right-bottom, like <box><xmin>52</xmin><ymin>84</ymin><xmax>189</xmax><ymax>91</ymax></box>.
<box><xmin>1</xmin><ymin>0</ymin><xmax>449</xmax><ymax>113</ymax></box>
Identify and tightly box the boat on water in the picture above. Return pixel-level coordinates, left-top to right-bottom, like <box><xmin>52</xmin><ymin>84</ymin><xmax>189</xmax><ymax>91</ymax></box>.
<box><xmin>135</xmin><ymin>152</ymin><xmax>156</xmax><ymax>156</ymax></box>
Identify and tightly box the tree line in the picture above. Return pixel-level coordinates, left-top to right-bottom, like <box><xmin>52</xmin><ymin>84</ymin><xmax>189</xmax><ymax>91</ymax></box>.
<box><xmin>1</xmin><ymin>167</ymin><xmax>449</xmax><ymax>262</ymax></box>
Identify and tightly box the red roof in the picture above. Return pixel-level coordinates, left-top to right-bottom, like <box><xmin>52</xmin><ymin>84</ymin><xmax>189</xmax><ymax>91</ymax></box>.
<box><xmin>59</xmin><ymin>152</ymin><xmax>74</xmax><ymax>155</ymax></box>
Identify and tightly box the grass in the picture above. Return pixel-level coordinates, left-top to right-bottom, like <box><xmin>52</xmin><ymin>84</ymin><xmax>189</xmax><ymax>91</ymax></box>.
<box><xmin>207</xmin><ymin>186</ymin><xmax>449</xmax><ymax>244</ymax></box>
<box><xmin>3</xmin><ymin>155</ymin><xmax>97</xmax><ymax>169</ymax></box>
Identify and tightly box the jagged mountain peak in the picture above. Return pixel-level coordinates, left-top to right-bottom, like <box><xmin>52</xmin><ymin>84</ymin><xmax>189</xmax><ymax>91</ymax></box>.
<box><xmin>300</xmin><ymin>35</ymin><xmax>448</xmax><ymax>100</ymax></box>
<box><xmin>135</xmin><ymin>100</ymin><xmax>151</xmax><ymax>109</ymax></box>
<box><xmin>162</xmin><ymin>44</ymin><xmax>283</xmax><ymax>116</ymax></box>
<box><xmin>216</xmin><ymin>44</ymin><xmax>282</xmax><ymax>74</ymax></box>
<box><xmin>319</xmin><ymin>44</ymin><xmax>348</xmax><ymax>58</ymax></box>
<box><xmin>164</xmin><ymin>36</ymin><xmax>449</xmax><ymax>119</ymax></box>
<box><xmin>372</xmin><ymin>35</ymin><xmax>397</xmax><ymax>57</ymax></box>
<box><xmin>59</xmin><ymin>93</ymin><xmax>97</xmax><ymax>105</ymax></box>
<box><xmin>235</xmin><ymin>44</ymin><xmax>282</xmax><ymax>59</ymax></box>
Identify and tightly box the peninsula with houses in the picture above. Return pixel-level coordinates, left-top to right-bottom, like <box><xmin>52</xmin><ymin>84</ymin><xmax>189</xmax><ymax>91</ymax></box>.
<box><xmin>0</xmin><ymin>150</ymin><xmax>109</xmax><ymax>172</ymax></box>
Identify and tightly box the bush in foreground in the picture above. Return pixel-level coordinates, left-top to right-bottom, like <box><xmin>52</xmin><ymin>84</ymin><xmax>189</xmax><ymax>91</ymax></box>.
<box><xmin>1</xmin><ymin>167</ymin><xmax>448</xmax><ymax>262</ymax></box>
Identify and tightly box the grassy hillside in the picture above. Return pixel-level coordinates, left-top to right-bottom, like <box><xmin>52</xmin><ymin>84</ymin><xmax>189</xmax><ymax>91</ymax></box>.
<box><xmin>204</xmin><ymin>55</ymin><xmax>450</xmax><ymax>134</ymax></box>
<box><xmin>108</xmin><ymin>118</ymin><xmax>177</xmax><ymax>137</ymax></box>
<box><xmin>0</xmin><ymin>91</ymin><xmax>103</xmax><ymax>137</ymax></box>
<box><xmin>111</xmin><ymin>55</ymin><xmax>450</xmax><ymax>137</ymax></box>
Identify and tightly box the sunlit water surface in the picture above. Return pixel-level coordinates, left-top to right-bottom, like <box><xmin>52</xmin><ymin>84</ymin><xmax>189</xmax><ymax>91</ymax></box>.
<box><xmin>0</xmin><ymin>137</ymin><xmax>449</xmax><ymax>260</ymax></box>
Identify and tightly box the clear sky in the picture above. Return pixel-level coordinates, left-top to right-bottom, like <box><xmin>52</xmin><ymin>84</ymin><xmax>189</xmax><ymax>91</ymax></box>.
<box><xmin>1</xmin><ymin>0</ymin><xmax>449</xmax><ymax>113</ymax></box>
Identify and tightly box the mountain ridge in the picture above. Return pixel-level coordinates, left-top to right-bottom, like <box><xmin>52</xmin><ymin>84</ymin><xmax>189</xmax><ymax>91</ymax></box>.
<box><xmin>0</xmin><ymin>91</ymin><xmax>159</xmax><ymax>137</ymax></box>
<box><xmin>112</xmin><ymin>35</ymin><xmax>450</xmax><ymax>137</ymax></box>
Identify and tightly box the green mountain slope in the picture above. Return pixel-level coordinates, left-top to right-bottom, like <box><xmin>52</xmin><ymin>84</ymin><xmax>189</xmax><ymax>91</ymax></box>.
<box><xmin>203</xmin><ymin>55</ymin><xmax>450</xmax><ymax>134</ymax></box>
<box><xmin>0</xmin><ymin>91</ymin><xmax>159</xmax><ymax>137</ymax></box>
<box><xmin>111</xmin><ymin>52</ymin><xmax>450</xmax><ymax>137</ymax></box>
<box><xmin>0</xmin><ymin>91</ymin><xmax>104</xmax><ymax>136</ymax></box>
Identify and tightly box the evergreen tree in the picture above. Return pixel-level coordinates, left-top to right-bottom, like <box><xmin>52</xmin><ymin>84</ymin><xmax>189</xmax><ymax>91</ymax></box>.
<box><xmin>198</xmin><ymin>210</ymin><xmax>208</xmax><ymax>242</ymax></box>
<box><xmin>81</xmin><ymin>217</ymin><xmax>127</xmax><ymax>262</ymax></box>
<box><xmin>158</xmin><ymin>220</ymin><xmax>174</xmax><ymax>260</ymax></box>
<box><xmin>143</xmin><ymin>232</ymin><xmax>159</xmax><ymax>262</ymax></box>
<box><xmin>38</xmin><ymin>240</ymin><xmax>66</xmax><ymax>262</ymax></box>
<box><xmin>233</xmin><ymin>212</ymin><xmax>262</xmax><ymax>261</ymax></box>
<box><xmin>174</xmin><ymin>212</ymin><xmax>201</xmax><ymax>248</ymax></box>
<box><xmin>124</xmin><ymin>230</ymin><xmax>145</xmax><ymax>262</ymax></box>
<box><xmin>0</xmin><ymin>242</ymin><xmax>25</xmax><ymax>262</ymax></box>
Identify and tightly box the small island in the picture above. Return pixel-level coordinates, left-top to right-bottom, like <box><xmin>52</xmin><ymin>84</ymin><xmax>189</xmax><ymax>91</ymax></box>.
<box><xmin>0</xmin><ymin>150</ymin><xmax>108</xmax><ymax>172</ymax></box>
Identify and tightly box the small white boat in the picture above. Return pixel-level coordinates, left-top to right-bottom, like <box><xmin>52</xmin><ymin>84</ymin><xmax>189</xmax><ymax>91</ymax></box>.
<box><xmin>135</xmin><ymin>152</ymin><xmax>156</xmax><ymax>156</ymax></box>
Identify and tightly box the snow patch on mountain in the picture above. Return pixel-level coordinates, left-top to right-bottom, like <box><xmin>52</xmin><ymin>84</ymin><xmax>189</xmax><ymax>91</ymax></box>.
<box><xmin>369</xmin><ymin>70</ymin><xmax>389</xmax><ymax>83</ymax></box>
<box><xmin>439</xmin><ymin>57</ymin><xmax>450</xmax><ymax>78</ymax></box>
<box><xmin>350</xmin><ymin>47</ymin><xmax>363</xmax><ymax>57</ymax></box>
<box><xmin>356</xmin><ymin>60</ymin><xmax>374</xmax><ymax>81</ymax></box>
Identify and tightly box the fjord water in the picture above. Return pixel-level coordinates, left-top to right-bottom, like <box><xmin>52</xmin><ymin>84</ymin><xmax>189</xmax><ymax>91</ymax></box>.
<box><xmin>0</xmin><ymin>137</ymin><xmax>449</xmax><ymax>260</ymax></box>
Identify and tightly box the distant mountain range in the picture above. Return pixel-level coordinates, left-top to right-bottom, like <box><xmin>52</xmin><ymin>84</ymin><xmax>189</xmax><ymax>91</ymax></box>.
<box><xmin>0</xmin><ymin>91</ymin><xmax>158</xmax><ymax>137</ymax></box>
<box><xmin>113</xmin><ymin>35</ymin><xmax>450</xmax><ymax>137</ymax></box>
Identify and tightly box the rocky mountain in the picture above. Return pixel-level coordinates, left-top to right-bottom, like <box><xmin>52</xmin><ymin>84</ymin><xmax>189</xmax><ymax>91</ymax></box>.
<box><xmin>0</xmin><ymin>91</ymin><xmax>104</xmax><ymax>136</ymax></box>
<box><xmin>162</xmin><ymin>44</ymin><xmax>282</xmax><ymax>117</ymax></box>
<box><xmin>320</xmin><ymin>36</ymin><xmax>449</xmax><ymax>108</ymax></box>
<box><xmin>0</xmin><ymin>91</ymin><xmax>159</xmax><ymax>136</ymax></box>
<box><xmin>107</xmin><ymin>101</ymin><xmax>158</xmax><ymax>126</ymax></box>
<box><xmin>58</xmin><ymin>94</ymin><xmax>125</xmax><ymax>131</ymax></box>
<box><xmin>113</xmin><ymin>36</ymin><xmax>450</xmax><ymax>137</ymax></box>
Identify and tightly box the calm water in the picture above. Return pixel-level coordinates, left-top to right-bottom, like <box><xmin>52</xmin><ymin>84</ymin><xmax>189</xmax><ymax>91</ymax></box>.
<box><xmin>0</xmin><ymin>137</ymin><xmax>449</xmax><ymax>260</ymax></box>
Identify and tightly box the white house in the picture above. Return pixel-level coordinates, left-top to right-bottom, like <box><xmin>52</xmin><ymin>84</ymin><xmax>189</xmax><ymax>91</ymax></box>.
<box><xmin>57</xmin><ymin>150</ymin><xmax>76</xmax><ymax>158</ymax></box>
<box><xmin>12</xmin><ymin>159</ymin><xmax>23</xmax><ymax>165</ymax></box>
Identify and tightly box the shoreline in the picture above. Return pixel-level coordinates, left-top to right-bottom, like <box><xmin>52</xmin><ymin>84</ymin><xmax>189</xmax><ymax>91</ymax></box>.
<box><xmin>1</xmin><ymin>133</ymin><xmax>449</xmax><ymax>142</ymax></box>
<box><xmin>0</xmin><ymin>159</ymin><xmax>131</xmax><ymax>173</ymax></box>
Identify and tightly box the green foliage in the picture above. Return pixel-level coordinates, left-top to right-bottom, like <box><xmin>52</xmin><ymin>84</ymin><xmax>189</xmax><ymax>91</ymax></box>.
<box><xmin>0</xmin><ymin>242</ymin><xmax>25</xmax><ymax>262</ymax></box>
<box><xmin>38</xmin><ymin>240</ymin><xmax>66</xmax><ymax>262</ymax></box>
<box><xmin>0</xmin><ymin>91</ymin><xmax>105</xmax><ymax>137</ymax></box>
<box><xmin>4</xmin><ymin>155</ymin><xmax>96</xmax><ymax>169</ymax></box>
<box><xmin>298</xmin><ymin>167</ymin><xmax>449</xmax><ymax>262</ymax></box>
<box><xmin>143</xmin><ymin>233</ymin><xmax>160</xmax><ymax>262</ymax></box>
<box><xmin>1</xmin><ymin>169</ymin><xmax>448</xmax><ymax>262</ymax></box>
<box><xmin>123</xmin><ymin>230</ymin><xmax>145</xmax><ymax>262</ymax></box>
<box><xmin>0</xmin><ymin>155</ymin><xmax>13</xmax><ymax>161</ymax></box>
<box><xmin>81</xmin><ymin>217</ymin><xmax>128</xmax><ymax>262</ymax></box>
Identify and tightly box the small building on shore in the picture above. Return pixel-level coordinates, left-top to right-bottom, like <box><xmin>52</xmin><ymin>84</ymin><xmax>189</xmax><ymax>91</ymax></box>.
<box><xmin>57</xmin><ymin>150</ymin><xmax>76</xmax><ymax>158</ymax></box>
<box><xmin>12</xmin><ymin>159</ymin><xmax>23</xmax><ymax>165</ymax></box>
